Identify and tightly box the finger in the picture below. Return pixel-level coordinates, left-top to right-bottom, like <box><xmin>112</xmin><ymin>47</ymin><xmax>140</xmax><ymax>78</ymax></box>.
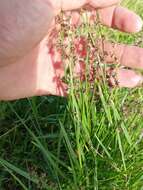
<box><xmin>69</xmin><ymin>6</ymin><xmax>142</xmax><ymax>33</ymax></box>
<box><xmin>89</xmin><ymin>0</ymin><xmax>120</xmax><ymax>8</ymax></box>
<box><xmin>98</xmin><ymin>6</ymin><xmax>143</xmax><ymax>33</ymax></box>
<box><xmin>61</xmin><ymin>0</ymin><xmax>120</xmax><ymax>11</ymax></box>
<box><xmin>61</xmin><ymin>0</ymin><xmax>86</xmax><ymax>11</ymax></box>
<box><xmin>97</xmin><ymin>41</ymin><xmax>143</xmax><ymax>70</ymax></box>
<box><xmin>110</xmin><ymin>69</ymin><xmax>143</xmax><ymax>88</ymax></box>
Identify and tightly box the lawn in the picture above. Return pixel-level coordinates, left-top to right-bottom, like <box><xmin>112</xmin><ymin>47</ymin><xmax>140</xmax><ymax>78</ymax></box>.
<box><xmin>0</xmin><ymin>0</ymin><xmax>143</xmax><ymax>189</ymax></box>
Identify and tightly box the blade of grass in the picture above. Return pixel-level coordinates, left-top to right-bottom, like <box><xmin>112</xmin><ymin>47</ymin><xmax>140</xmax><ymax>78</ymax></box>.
<box><xmin>116</xmin><ymin>129</ymin><xmax>127</xmax><ymax>171</ymax></box>
<box><xmin>0</xmin><ymin>158</ymin><xmax>38</xmax><ymax>184</ymax></box>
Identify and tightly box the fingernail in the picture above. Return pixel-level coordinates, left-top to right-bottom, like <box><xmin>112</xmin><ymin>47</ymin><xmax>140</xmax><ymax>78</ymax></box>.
<box><xmin>132</xmin><ymin>75</ymin><xmax>143</xmax><ymax>85</ymax></box>
<box><xmin>138</xmin><ymin>76</ymin><xmax>143</xmax><ymax>85</ymax></box>
<box><xmin>136</xmin><ymin>16</ymin><xmax>143</xmax><ymax>32</ymax></box>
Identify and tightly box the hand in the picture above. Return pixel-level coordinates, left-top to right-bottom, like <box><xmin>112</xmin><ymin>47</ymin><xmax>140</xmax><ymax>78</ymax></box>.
<box><xmin>0</xmin><ymin>0</ymin><xmax>142</xmax><ymax>100</ymax></box>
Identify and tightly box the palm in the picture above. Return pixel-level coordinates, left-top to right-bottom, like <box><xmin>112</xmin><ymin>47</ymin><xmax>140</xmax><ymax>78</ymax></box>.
<box><xmin>0</xmin><ymin>35</ymin><xmax>67</xmax><ymax>100</ymax></box>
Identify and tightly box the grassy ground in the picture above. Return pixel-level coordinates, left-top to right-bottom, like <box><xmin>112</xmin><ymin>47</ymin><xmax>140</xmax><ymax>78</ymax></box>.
<box><xmin>0</xmin><ymin>0</ymin><xmax>143</xmax><ymax>189</ymax></box>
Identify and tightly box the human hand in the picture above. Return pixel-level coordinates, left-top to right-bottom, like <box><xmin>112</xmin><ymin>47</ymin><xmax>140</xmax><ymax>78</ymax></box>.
<box><xmin>0</xmin><ymin>0</ymin><xmax>142</xmax><ymax>100</ymax></box>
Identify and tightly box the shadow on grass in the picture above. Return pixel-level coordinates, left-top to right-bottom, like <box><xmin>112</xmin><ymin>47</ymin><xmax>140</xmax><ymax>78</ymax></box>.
<box><xmin>0</xmin><ymin>96</ymin><xmax>67</xmax><ymax>189</ymax></box>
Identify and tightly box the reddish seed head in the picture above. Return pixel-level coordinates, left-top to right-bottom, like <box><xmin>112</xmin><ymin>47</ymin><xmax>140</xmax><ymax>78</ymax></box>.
<box><xmin>74</xmin><ymin>37</ymin><xmax>87</xmax><ymax>58</ymax></box>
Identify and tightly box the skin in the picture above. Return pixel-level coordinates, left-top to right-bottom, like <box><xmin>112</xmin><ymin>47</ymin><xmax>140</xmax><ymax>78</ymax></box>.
<box><xmin>0</xmin><ymin>0</ymin><xmax>143</xmax><ymax>100</ymax></box>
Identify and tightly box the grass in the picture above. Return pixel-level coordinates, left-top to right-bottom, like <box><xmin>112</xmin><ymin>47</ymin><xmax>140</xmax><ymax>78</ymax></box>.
<box><xmin>0</xmin><ymin>0</ymin><xmax>143</xmax><ymax>189</ymax></box>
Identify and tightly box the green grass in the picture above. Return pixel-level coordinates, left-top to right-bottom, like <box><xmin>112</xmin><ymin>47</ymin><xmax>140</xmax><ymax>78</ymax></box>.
<box><xmin>0</xmin><ymin>0</ymin><xmax>143</xmax><ymax>189</ymax></box>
